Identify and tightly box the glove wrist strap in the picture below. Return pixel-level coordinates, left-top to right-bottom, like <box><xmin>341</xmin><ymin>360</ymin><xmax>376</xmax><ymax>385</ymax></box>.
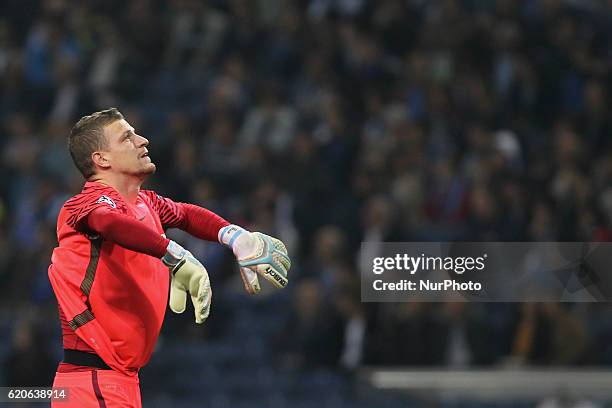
<box><xmin>218</xmin><ymin>225</ymin><xmax>247</xmax><ymax>249</ymax></box>
<box><xmin>162</xmin><ymin>240</ymin><xmax>185</xmax><ymax>267</ymax></box>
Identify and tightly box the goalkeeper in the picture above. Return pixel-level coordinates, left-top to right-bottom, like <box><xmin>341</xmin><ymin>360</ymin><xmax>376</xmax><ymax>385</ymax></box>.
<box><xmin>47</xmin><ymin>108</ymin><xmax>290</xmax><ymax>408</ymax></box>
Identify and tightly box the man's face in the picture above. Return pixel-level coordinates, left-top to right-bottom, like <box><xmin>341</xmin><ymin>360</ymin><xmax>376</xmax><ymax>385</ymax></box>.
<box><xmin>100</xmin><ymin>119</ymin><xmax>156</xmax><ymax>176</ymax></box>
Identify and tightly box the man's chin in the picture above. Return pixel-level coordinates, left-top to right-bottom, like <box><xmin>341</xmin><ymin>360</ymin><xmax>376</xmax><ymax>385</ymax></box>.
<box><xmin>139</xmin><ymin>163</ymin><xmax>156</xmax><ymax>176</ymax></box>
<box><xmin>145</xmin><ymin>163</ymin><xmax>156</xmax><ymax>174</ymax></box>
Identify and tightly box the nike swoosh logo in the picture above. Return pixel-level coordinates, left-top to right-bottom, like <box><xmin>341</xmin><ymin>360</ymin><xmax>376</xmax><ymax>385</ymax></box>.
<box><xmin>137</xmin><ymin>215</ymin><xmax>145</xmax><ymax>221</ymax></box>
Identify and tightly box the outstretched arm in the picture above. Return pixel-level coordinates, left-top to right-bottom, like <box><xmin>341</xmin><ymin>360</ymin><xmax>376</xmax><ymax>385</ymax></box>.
<box><xmin>140</xmin><ymin>190</ymin><xmax>229</xmax><ymax>241</ymax></box>
<box><xmin>174</xmin><ymin>203</ymin><xmax>230</xmax><ymax>241</ymax></box>
<box><xmin>142</xmin><ymin>191</ymin><xmax>291</xmax><ymax>294</ymax></box>
<box><xmin>86</xmin><ymin>206</ymin><xmax>169</xmax><ymax>257</ymax></box>
<box><xmin>85</xmin><ymin>206</ymin><xmax>211</xmax><ymax>324</ymax></box>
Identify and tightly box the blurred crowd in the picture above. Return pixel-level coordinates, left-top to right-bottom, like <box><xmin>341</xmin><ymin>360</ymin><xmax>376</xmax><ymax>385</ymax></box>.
<box><xmin>2</xmin><ymin>0</ymin><xmax>612</xmax><ymax>389</ymax></box>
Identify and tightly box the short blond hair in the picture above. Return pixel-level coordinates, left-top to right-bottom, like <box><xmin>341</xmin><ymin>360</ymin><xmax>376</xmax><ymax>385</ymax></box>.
<box><xmin>68</xmin><ymin>108</ymin><xmax>124</xmax><ymax>178</ymax></box>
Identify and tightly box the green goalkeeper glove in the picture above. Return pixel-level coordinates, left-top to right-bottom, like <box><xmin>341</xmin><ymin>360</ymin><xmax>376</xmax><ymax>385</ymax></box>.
<box><xmin>219</xmin><ymin>225</ymin><xmax>290</xmax><ymax>294</ymax></box>
<box><xmin>162</xmin><ymin>241</ymin><xmax>212</xmax><ymax>324</ymax></box>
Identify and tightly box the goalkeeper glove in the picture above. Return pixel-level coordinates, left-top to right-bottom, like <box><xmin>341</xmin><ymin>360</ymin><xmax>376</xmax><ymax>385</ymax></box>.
<box><xmin>162</xmin><ymin>241</ymin><xmax>212</xmax><ymax>324</ymax></box>
<box><xmin>219</xmin><ymin>225</ymin><xmax>290</xmax><ymax>294</ymax></box>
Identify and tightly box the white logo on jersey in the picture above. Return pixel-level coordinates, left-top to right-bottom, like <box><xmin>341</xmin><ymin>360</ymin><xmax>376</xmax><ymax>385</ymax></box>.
<box><xmin>97</xmin><ymin>195</ymin><xmax>117</xmax><ymax>208</ymax></box>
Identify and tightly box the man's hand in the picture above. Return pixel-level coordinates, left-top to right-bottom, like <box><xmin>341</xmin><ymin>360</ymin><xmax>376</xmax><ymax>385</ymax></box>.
<box><xmin>219</xmin><ymin>225</ymin><xmax>290</xmax><ymax>294</ymax></box>
<box><xmin>162</xmin><ymin>241</ymin><xmax>211</xmax><ymax>324</ymax></box>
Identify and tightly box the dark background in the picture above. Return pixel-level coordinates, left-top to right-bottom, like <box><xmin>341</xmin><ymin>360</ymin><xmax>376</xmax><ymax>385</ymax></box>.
<box><xmin>1</xmin><ymin>0</ymin><xmax>612</xmax><ymax>406</ymax></box>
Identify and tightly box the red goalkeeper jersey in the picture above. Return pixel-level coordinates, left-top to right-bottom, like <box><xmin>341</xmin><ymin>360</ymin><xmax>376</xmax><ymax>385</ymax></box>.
<box><xmin>48</xmin><ymin>182</ymin><xmax>194</xmax><ymax>375</ymax></box>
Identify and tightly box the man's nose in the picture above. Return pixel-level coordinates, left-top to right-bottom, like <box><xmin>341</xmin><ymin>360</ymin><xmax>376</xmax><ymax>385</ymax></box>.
<box><xmin>136</xmin><ymin>134</ymin><xmax>149</xmax><ymax>147</ymax></box>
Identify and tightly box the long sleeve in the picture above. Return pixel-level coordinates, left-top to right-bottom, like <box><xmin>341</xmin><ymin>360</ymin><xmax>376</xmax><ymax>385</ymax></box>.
<box><xmin>177</xmin><ymin>203</ymin><xmax>230</xmax><ymax>241</ymax></box>
<box><xmin>86</xmin><ymin>207</ymin><xmax>170</xmax><ymax>258</ymax></box>
<box><xmin>140</xmin><ymin>190</ymin><xmax>229</xmax><ymax>241</ymax></box>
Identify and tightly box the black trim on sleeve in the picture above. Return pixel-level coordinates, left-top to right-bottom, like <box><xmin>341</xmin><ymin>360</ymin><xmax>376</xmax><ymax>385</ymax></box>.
<box><xmin>67</xmin><ymin>309</ymin><xmax>95</xmax><ymax>331</ymax></box>
<box><xmin>80</xmin><ymin>238</ymin><xmax>102</xmax><ymax>300</ymax></box>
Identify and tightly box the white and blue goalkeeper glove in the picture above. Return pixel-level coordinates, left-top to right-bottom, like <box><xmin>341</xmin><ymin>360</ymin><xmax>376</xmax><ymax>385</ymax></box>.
<box><xmin>162</xmin><ymin>241</ymin><xmax>212</xmax><ymax>324</ymax></box>
<box><xmin>219</xmin><ymin>225</ymin><xmax>290</xmax><ymax>294</ymax></box>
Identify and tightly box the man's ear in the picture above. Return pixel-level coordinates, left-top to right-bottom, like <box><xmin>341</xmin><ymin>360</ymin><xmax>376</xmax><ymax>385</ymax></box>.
<box><xmin>92</xmin><ymin>151</ymin><xmax>111</xmax><ymax>170</ymax></box>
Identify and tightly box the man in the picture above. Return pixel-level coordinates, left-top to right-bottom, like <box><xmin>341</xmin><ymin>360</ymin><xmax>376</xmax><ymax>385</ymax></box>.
<box><xmin>48</xmin><ymin>108</ymin><xmax>290</xmax><ymax>407</ymax></box>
